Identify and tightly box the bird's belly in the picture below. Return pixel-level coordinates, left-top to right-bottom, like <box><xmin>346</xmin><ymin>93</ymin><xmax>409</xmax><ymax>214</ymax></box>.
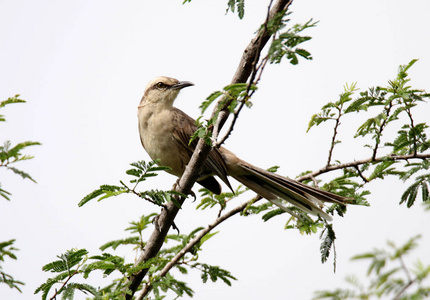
<box><xmin>145</xmin><ymin>135</ymin><xmax>185</xmax><ymax>176</ymax></box>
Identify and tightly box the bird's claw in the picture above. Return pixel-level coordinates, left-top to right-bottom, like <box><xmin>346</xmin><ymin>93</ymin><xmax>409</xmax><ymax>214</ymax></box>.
<box><xmin>173</xmin><ymin>179</ymin><xmax>196</xmax><ymax>201</ymax></box>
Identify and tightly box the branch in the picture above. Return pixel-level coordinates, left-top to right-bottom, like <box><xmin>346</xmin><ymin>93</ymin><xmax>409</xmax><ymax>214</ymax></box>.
<box><xmin>405</xmin><ymin>106</ymin><xmax>418</xmax><ymax>155</ymax></box>
<box><xmin>124</xmin><ymin>1</ymin><xmax>293</xmax><ymax>298</ymax></box>
<box><xmin>393</xmin><ymin>277</ymin><xmax>418</xmax><ymax>300</ymax></box>
<box><xmin>297</xmin><ymin>153</ymin><xmax>430</xmax><ymax>182</ymax></box>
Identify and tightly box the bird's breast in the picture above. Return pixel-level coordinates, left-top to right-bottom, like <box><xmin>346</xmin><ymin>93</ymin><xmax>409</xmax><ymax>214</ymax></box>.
<box><xmin>138</xmin><ymin>106</ymin><xmax>186</xmax><ymax>177</ymax></box>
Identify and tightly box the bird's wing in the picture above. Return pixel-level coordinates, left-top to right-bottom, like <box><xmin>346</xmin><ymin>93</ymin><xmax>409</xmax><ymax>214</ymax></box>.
<box><xmin>171</xmin><ymin>108</ymin><xmax>233</xmax><ymax>192</ymax></box>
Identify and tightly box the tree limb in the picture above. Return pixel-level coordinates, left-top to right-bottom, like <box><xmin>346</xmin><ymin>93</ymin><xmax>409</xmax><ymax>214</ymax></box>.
<box><xmin>297</xmin><ymin>153</ymin><xmax>430</xmax><ymax>182</ymax></box>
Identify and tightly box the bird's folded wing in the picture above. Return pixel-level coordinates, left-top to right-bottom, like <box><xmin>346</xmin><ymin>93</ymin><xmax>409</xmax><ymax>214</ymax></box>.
<box><xmin>171</xmin><ymin>108</ymin><xmax>233</xmax><ymax>191</ymax></box>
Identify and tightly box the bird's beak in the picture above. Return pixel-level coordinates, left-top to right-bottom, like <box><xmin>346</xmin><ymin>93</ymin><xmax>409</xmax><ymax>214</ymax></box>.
<box><xmin>172</xmin><ymin>81</ymin><xmax>194</xmax><ymax>90</ymax></box>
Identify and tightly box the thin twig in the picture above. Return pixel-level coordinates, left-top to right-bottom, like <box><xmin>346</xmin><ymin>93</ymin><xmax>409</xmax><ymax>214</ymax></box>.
<box><xmin>399</xmin><ymin>254</ymin><xmax>413</xmax><ymax>283</ymax></box>
<box><xmin>393</xmin><ymin>275</ymin><xmax>417</xmax><ymax>300</ymax></box>
<box><xmin>372</xmin><ymin>102</ymin><xmax>393</xmax><ymax>160</ymax></box>
<box><xmin>354</xmin><ymin>165</ymin><xmax>369</xmax><ymax>183</ymax></box>
<box><xmin>405</xmin><ymin>106</ymin><xmax>418</xmax><ymax>155</ymax></box>
<box><xmin>327</xmin><ymin>109</ymin><xmax>342</xmax><ymax>167</ymax></box>
<box><xmin>49</xmin><ymin>268</ymin><xmax>79</xmax><ymax>300</ymax></box>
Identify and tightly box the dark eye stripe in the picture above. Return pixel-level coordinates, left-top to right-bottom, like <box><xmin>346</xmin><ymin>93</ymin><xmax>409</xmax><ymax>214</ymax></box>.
<box><xmin>155</xmin><ymin>82</ymin><xmax>172</xmax><ymax>89</ymax></box>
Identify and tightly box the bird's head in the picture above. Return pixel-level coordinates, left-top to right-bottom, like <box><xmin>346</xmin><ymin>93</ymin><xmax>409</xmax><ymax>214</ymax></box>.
<box><xmin>140</xmin><ymin>76</ymin><xmax>194</xmax><ymax>107</ymax></box>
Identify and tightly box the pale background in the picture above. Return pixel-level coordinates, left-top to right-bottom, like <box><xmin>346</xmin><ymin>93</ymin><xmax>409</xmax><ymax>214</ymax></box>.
<box><xmin>1</xmin><ymin>0</ymin><xmax>429</xmax><ymax>299</ymax></box>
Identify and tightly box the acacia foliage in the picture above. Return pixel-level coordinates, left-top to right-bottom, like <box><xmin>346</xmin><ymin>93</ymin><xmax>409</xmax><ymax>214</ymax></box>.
<box><xmin>314</xmin><ymin>235</ymin><xmax>430</xmax><ymax>299</ymax></box>
<box><xmin>36</xmin><ymin>61</ymin><xmax>429</xmax><ymax>300</ymax></box>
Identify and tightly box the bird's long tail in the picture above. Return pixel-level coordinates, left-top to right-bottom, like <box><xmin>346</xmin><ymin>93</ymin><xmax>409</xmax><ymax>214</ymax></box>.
<box><xmin>230</xmin><ymin>161</ymin><xmax>349</xmax><ymax>221</ymax></box>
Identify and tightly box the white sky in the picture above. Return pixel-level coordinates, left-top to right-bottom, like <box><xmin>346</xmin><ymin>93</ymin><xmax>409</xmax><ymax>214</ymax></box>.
<box><xmin>1</xmin><ymin>0</ymin><xmax>430</xmax><ymax>299</ymax></box>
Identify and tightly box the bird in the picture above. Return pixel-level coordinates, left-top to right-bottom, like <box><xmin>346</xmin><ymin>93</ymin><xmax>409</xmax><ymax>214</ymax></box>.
<box><xmin>137</xmin><ymin>76</ymin><xmax>349</xmax><ymax>221</ymax></box>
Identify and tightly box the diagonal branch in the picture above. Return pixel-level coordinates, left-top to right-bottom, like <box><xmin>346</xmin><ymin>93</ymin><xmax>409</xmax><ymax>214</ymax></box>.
<box><xmin>136</xmin><ymin>196</ymin><xmax>262</xmax><ymax>300</ymax></box>
<box><xmin>124</xmin><ymin>1</ymin><xmax>293</xmax><ymax>298</ymax></box>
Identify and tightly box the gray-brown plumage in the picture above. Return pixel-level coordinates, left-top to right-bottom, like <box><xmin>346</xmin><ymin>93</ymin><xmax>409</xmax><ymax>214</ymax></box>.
<box><xmin>138</xmin><ymin>76</ymin><xmax>349</xmax><ymax>221</ymax></box>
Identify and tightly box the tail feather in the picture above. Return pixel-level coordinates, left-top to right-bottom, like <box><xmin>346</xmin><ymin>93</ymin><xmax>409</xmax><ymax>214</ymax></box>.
<box><xmin>232</xmin><ymin>162</ymin><xmax>349</xmax><ymax>221</ymax></box>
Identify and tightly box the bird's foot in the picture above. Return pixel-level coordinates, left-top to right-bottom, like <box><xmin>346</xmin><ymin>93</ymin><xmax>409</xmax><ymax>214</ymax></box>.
<box><xmin>173</xmin><ymin>179</ymin><xmax>196</xmax><ymax>201</ymax></box>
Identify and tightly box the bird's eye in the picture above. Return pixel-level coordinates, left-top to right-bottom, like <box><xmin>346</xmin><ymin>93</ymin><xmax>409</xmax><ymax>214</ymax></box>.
<box><xmin>156</xmin><ymin>82</ymin><xmax>166</xmax><ymax>89</ymax></box>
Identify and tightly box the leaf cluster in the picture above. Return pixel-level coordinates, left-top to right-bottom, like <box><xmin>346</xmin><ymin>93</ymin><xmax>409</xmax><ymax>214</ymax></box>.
<box><xmin>34</xmin><ymin>249</ymin><xmax>97</xmax><ymax>300</ymax></box>
<box><xmin>196</xmin><ymin>185</ymin><xmax>246</xmax><ymax>213</ymax></box>
<box><xmin>183</xmin><ymin>0</ymin><xmax>245</xmax><ymax>19</ymax></box>
<box><xmin>0</xmin><ymin>239</ymin><xmax>24</xmax><ymax>292</ymax></box>
<box><xmin>147</xmin><ymin>229</ymin><xmax>235</xmax><ymax>299</ymax></box>
<box><xmin>0</xmin><ymin>96</ymin><xmax>40</xmax><ymax>200</ymax></box>
<box><xmin>225</xmin><ymin>0</ymin><xmax>245</xmax><ymax>19</ymax></box>
<box><xmin>266</xmin><ymin>12</ymin><xmax>317</xmax><ymax>65</ymax></box>
<box><xmin>190</xmin><ymin>83</ymin><xmax>257</xmax><ymax>146</ymax></box>
<box><xmin>36</xmin><ymin>213</ymin><xmax>236</xmax><ymax>300</ymax></box>
<box><xmin>314</xmin><ymin>235</ymin><xmax>430</xmax><ymax>299</ymax></box>
<box><xmin>200</xmin><ymin>83</ymin><xmax>256</xmax><ymax>115</ymax></box>
<box><xmin>307</xmin><ymin>60</ymin><xmax>430</xmax><ymax>209</ymax></box>
<box><xmin>78</xmin><ymin>160</ymin><xmax>183</xmax><ymax>207</ymax></box>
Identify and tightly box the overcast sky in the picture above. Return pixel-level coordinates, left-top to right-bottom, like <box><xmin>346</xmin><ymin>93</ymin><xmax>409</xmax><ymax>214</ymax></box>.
<box><xmin>1</xmin><ymin>0</ymin><xmax>430</xmax><ymax>299</ymax></box>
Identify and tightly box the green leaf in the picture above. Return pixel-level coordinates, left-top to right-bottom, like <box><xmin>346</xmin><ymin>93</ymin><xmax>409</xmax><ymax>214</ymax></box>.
<box><xmin>268</xmin><ymin>18</ymin><xmax>317</xmax><ymax>65</ymax></box>
<box><xmin>0</xmin><ymin>95</ymin><xmax>26</xmax><ymax>119</ymax></box>
<box><xmin>0</xmin><ymin>140</ymin><xmax>41</xmax><ymax>163</ymax></box>
<box><xmin>226</xmin><ymin>0</ymin><xmax>245</xmax><ymax>19</ymax></box>
<box><xmin>42</xmin><ymin>249</ymin><xmax>88</xmax><ymax>273</ymax></box>
<box><xmin>99</xmin><ymin>236</ymin><xmax>141</xmax><ymax>251</ymax></box>
<box><xmin>262</xmin><ymin>207</ymin><xmax>284</xmax><ymax>221</ymax></box>
<box><xmin>61</xmin><ymin>282</ymin><xmax>99</xmax><ymax>299</ymax></box>
<box><xmin>400</xmin><ymin>174</ymin><xmax>430</xmax><ymax>207</ymax></box>
<box><xmin>127</xmin><ymin>160</ymin><xmax>170</xmax><ymax>184</ymax></box>
<box><xmin>390</xmin><ymin>235</ymin><xmax>420</xmax><ymax>259</ymax></box>
<box><xmin>125</xmin><ymin>213</ymin><xmax>158</xmax><ymax>235</ymax></box>
<box><xmin>320</xmin><ymin>224</ymin><xmax>336</xmax><ymax>266</ymax></box>
<box><xmin>78</xmin><ymin>185</ymin><xmax>126</xmax><ymax>206</ymax></box>
<box><xmin>0</xmin><ymin>185</ymin><xmax>12</xmax><ymax>200</ymax></box>
<box><xmin>6</xmin><ymin>166</ymin><xmax>37</xmax><ymax>182</ymax></box>
<box><xmin>84</xmin><ymin>253</ymin><xmax>127</xmax><ymax>278</ymax></box>
<box><xmin>194</xmin><ymin>263</ymin><xmax>237</xmax><ymax>286</ymax></box>
<box><xmin>200</xmin><ymin>91</ymin><xmax>223</xmax><ymax>114</ymax></box>
<box><xmin>0</xmin><ymin>239</ymin><xmax>24</xmax><ymax>292</ymax></box>
<box><xmin>199</xmin><ymin>231</ymin><xmax>219</xmax><ymax>245</ymax></box>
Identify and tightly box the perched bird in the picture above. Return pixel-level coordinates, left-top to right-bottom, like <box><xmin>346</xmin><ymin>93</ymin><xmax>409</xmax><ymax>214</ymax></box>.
<box><xmin>137</xmin><ymin>76</ymin><xmax>348</xmax><ymax>221</ymax></box>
